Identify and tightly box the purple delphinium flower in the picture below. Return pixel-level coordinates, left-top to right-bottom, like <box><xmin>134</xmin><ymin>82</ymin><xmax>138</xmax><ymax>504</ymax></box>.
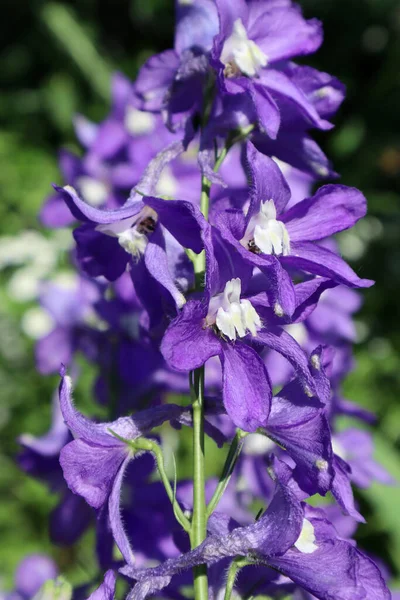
<box><xmin>58</xmin><ymin>370</ymin><xmax>224</xmax><ymax>564</ymax></box>
<box><xmin>122</xmin><ymin>462</ymin><xmax>390</xmax><ymax>600</ymax></box>
<box><xmin>160</xmin><ymin>260</ymin><xmax>323</xmax><ymax>431</ymax></box>
<box><xmin>133</xmin><ymin>0</ymin><xmax>218</xmax><ymax>130</ymax></box>
<box><xmin>58</xmin><ymin>371</ymin><xmax>192</xmax><ymax>565</ymax></box>
<box><xmin>211</xmin><ymin>0</ymin><xmax>328</xmax><ymax>140</ymax></box>
<box><xmin>215</xmin><ymin>144</ymin><xmax>373</xmax><ymax>304</ymax></box>
<box><xmin>54</xmin><ymin>143</ymin><xmax>208</xmax><ymax>319</ymax></box>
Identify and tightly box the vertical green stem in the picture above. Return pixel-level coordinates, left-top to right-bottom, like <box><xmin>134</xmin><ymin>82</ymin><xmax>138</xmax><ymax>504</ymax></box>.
<box><xmin>189</xmin><ymin>122</ymin><xmax>255</xmax><ymax>599</ymax></box>
<box><xmin>190</xmin><ymin>366</ymin><xmax>208</xmax><ymax>600</ymax></box>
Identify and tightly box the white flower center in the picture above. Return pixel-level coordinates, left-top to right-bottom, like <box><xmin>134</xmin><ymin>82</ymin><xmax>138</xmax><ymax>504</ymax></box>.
<box><xmin>96</xmin><ymin>207</ymin><xmax>156</xmax><ymax>259</ymax></box>
<box><xmin>77</xmin><ymin>177</ymin><xmax>109</xmax><ymax>207</ymax></box>
<box><xmin>294</xmin><ymin>518</ymin><xmax>318</xmax><ymax>554</ymax></box>
<box><xmin>244</xmin><ymin>433</ymin><xmax>275</xmax><ymax>456</ymax></box>
<box><xmin>241</xmin><ymin>200</ymin><xmax>290</xmax><ymax>256</ymax></box>
<box><xmin>206</xmin><ymin>278</ymin><xmax>261</xmax><ymax>341</ymax></box>
<box><xmin>124</xmin><ymin>106</ymin><xmax>156</xmax><ymax>136</ymax></box>
<box><xmin>221</xmin><ymin>19</ymin><xmax>268</xmax><ymax>78</ymax></box>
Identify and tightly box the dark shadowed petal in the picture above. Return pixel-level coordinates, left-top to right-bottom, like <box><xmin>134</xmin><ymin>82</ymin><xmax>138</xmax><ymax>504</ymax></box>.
<box><xmin>50</xmin><ymin>492</ymin><xmax>92</xmax><ymax>545</ymax></box>
<box><xmin>122</xmin><ymin>471</ymin><xmax>303</xmax><ymax>597</ymax></box>
<box><xmin>220</xmin><ymin>342</ymin><xmax>271</xmax><ymax>432</ymax></box>
<box><xmin>260</xmin><ymin>69</ymin><xmax>330</xmax><ymax>131</ymax></box>
<box><xmin>245</xmin><ymin>144</ymin><xmax>291</xmax><ymax>219</ymax></box>
<box><xmin>145</xmin><ymin>196</ymin><xmax>208</xmax><ymax>253</ymax></box>
<box><xmin>248</xmin><ymin>80</ymin><xmax>281</xmax><ymax>140</ymax></box>
<box><xmin>252</xmin><ymin>131</ymin><xmax>334</xmax><ymax>180</ymax></box>
<box><xmin>283</xmin><ymin>185</ymin><xmax>367</xmax><ymax>242</ymax></box>
<box><xmin>282</xmin><ymin>241</ymin><xmax>374</xmax><ymax>288</ymax></box>
<box><xmin>73</xmin><ymin>225</ymin><xmax>129</xmax><ymax>281</ymax></box>
<box><xmin>161</xmin><ymin>299</ymin><xmax>223</xmax><ymax>371</ymax></box>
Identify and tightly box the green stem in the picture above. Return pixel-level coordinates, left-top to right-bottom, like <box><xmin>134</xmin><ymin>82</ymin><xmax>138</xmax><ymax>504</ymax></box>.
<box><xmin>151</xmin><ymin>442</ymin><xmax>191</xmax><ymax>533</ymax></box>
<box><xmin>207</xmin><ymin>430</ymin><xmax>246</xmax><ymax>517</ymax></box>
<box><xmin>107</xmin><ymin>431</ymin><xmax>191</xmax><ymax>532</ymax></box>
<box><xmin>224</xmin><ymin>558</ymin><xmax>248</xmax><ymax>600</ymax></box>
<box><xmin>190</xmin><ymin>366</ymin><xmax>208</xmax><ymax>600</ymax></box>
<box><xmin>189</xmin><ymin>121</ymin><xmax>255</xmax><ymax>600</ymax></box>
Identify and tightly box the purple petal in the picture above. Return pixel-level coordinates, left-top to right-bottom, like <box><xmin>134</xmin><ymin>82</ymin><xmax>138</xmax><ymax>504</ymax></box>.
<box><xmin>59</xmin><ymin>373</ymin><xmax>139</xmax><ymax>445</ymax></box>
<box><xmin>15</xmin><ymin>555</ymin><xmax>58</xmax><ymax>598</ymax></box>
<box><xmin>250</xmin><ymin>5</ymin><xmax>323</xmax><ymax>62</ymax></box>
<box><xmin>134</xmin><ymin>50</ymin><xmax>180</xmax><ymax>112</ymax></box>
<box><xmin>245</xmin><ymin>144</ymin><xmax>291</xmax><ymax>219</ymax></box>
<box><xmin>161</xmin><ymin>300</ymin><xmax>222</xmax><ymax>372</ymax></box>
<box><xmin>145</xmin><ymin>196</ymin><xmax>207</xmax><ymax>254</ymax></box>
<box><xmin>260</xmin><ymin>69</ymin><xmax>330</xmax><ymax>131</ymax></box>
<box><xmin>331</xmin><ymin>456</ymin><xmax>366</xmax><ymax>522</ymax></box>
<box><xmin>40</xmin><ymin>193</ymin><xmax>76</xmax><ymax>228</ymax></box>
<box><xmin>59</xmin><ymin>438</ymin><xmax>128</xmax><ymax>509</ymax></box>
<box><xmin>73</xmin><ymin>224</ymin><xmax>129</xmax><ymax>281</ymax></box>
<box><xmin>91</xmin><ymin>119</ymin><xmax>127</xmax><ymax>160</ymax></box>
<box><xmin>109</xmin><ymin>456</ymin><xmax>135</xmax><ymax>566</ymax></box>
<box><xmin>256</xmin><ymin>329</ymin><xmax>315</xmax><ymax>395</ymax></box>
<box><xmin>50</xmin><ymin>491</ymin><xmax>92</xmax><ymax>545</ymax></box>
<box><xmin>252</xmin><ymin>131</ymin><xmax>334</xmax><ymax>180</ymax></box>
<box><xmin>220</xmin><ymin>342</ymin><xmax>271</xmax><ymax>432</ymax></box>
<box><xmin>35</xmin><ymin>327</ymin><xmax>73</xmax><ymax>375</ymax></box>
<box><xmin>175</xmin><ymin>0</ymin><xmax>218</xmax><ymax>54</ymax></box>
<box><xmin>283</xmin><ymin>185</ymin><xmax>367</xmax><ymax>242</ymax></box>
<box><xmin>73</xmin><ymin>114</ymin><xmax>99</xmax><ymax>148</ymax></box>
<box><xmin>54</xmin><ymin>184</ymin><xmax>143</xmax><ymax>224</ymax></box>
<box><xmin>291</xmin><ymin>278</ymin><xmax>337</xmax><ymax>323</ymax></box>
<box><xmin>87</xmin><ymin>570</ymin><xmax>117</xmax><ymax>600</ymax></box>
<box><xmin>267</xmin><ymin>525</ymin><xmax>389</xmax><ymax>600</ymax></box>
<box><xmin>144</xmin><ymin>227</ymin><xmax>187</xmax><ymax>309</ymax></box>
<box><xmin>282</xmin><ymin>241</ymin><xmax>374</xmax><ymax>288</ymax></box>
<box><xmin>285</xmin><ymin>64</ymin><xmax>346</xmax><ymax>120</ymax></box>
<box><xmin>248</xmin><ymin>80</ymin><xmax>281</xmax><ymax>139</ymax></box>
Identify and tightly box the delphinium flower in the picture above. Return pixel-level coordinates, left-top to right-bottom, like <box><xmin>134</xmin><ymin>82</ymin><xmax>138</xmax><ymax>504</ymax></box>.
<box><xmin>13</xmin><ymin>1</ymin><xmax>394</xmax><ymax>599</ymax></box>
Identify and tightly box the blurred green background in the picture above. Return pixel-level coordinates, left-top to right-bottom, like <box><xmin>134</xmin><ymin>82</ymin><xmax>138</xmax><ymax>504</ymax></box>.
<box><xmin>0</xmin><ymin>0</ymin><xmax>399</xmax><ymax>593</ymax></box>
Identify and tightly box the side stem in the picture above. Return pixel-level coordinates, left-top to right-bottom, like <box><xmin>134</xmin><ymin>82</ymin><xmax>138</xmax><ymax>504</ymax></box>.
<box><xmin>190</xmin><ymin>366</ymin><xmax>208</xmax><ymax>600</ymax></box>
